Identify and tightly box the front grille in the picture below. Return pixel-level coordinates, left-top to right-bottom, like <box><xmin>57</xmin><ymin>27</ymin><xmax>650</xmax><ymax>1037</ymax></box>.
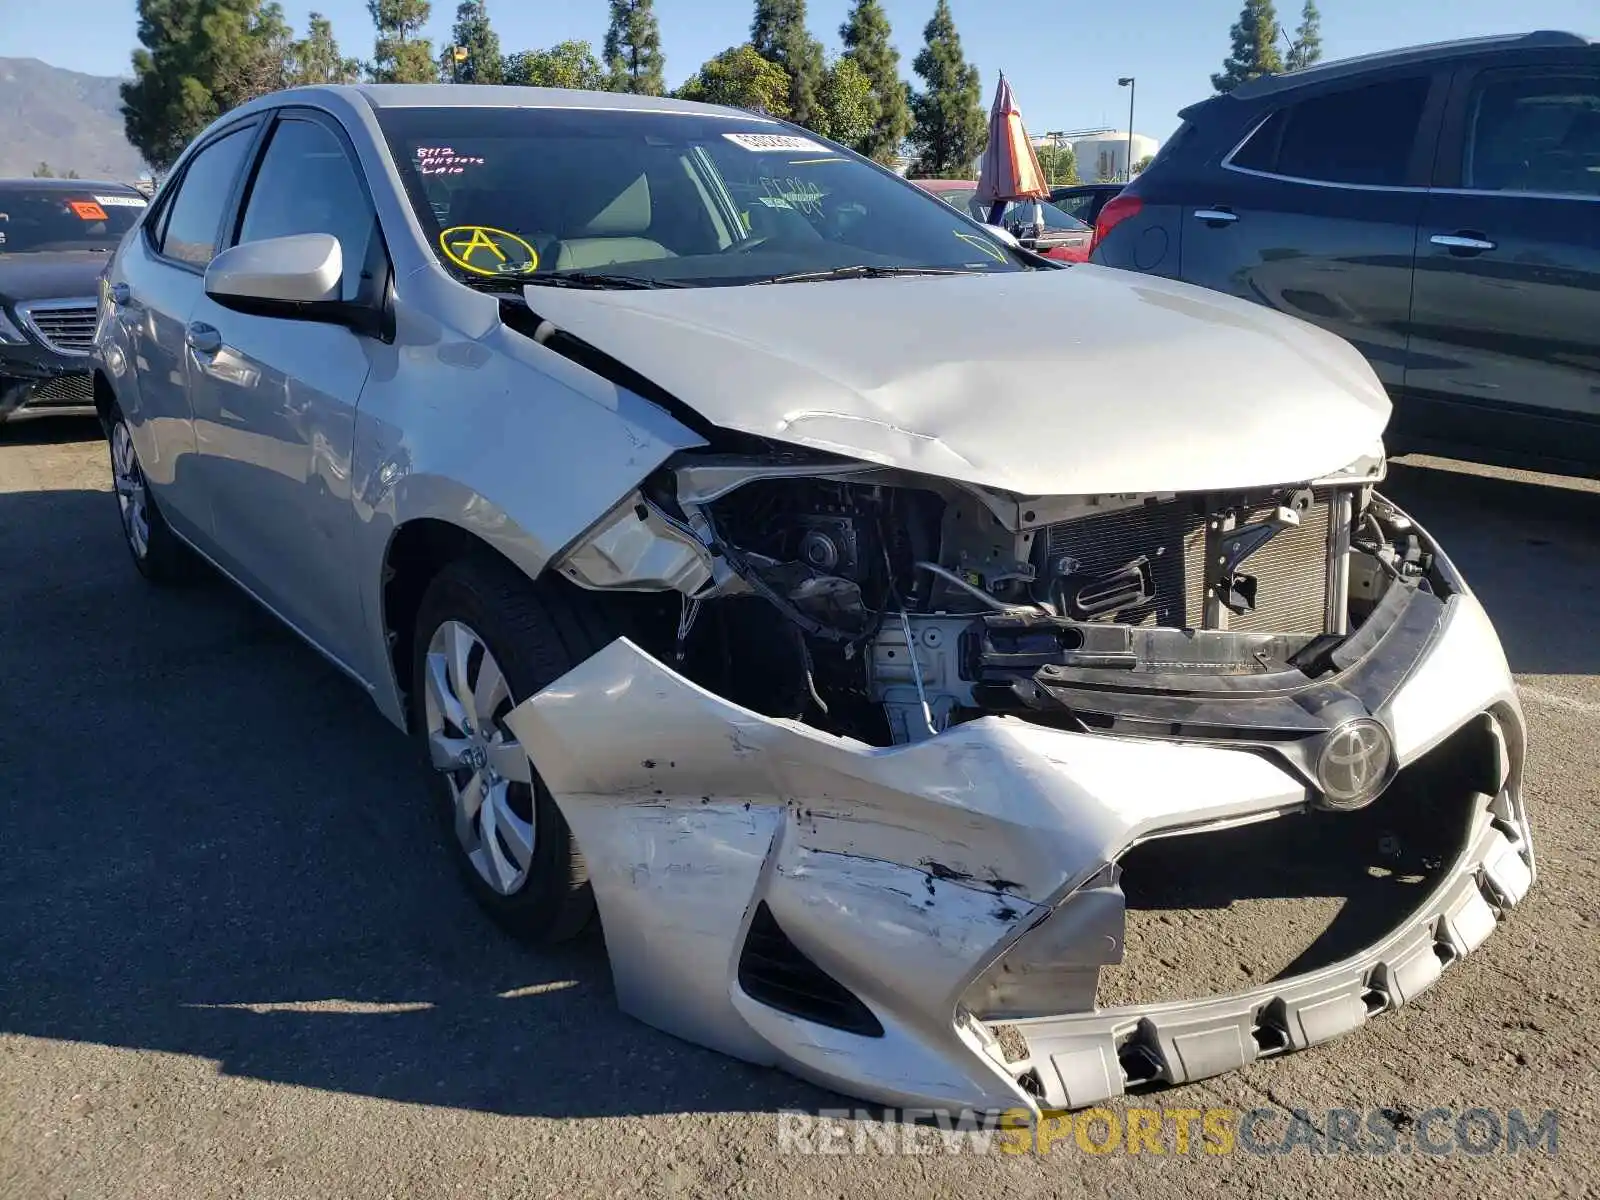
<box><xmin>1044</xmin><ymin>490</ymin><xmax>1335</xmax><ymax>636</ymax></box>
<box><xmin>19</xmin><ymin>298</ymin><xmax>98</xmax><ymax>355</ymax></box>
<box><xmin>21</xmin><ymin>373</ymin><xmax>93</xmax><ymax>408</ymax></box>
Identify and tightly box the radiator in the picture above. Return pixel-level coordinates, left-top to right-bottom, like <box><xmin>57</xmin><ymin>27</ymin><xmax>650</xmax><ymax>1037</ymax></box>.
<box><xmin>1043</xmin><ymin>491</ymin><xmax>1336</xmax><ymax>636</ymax></box>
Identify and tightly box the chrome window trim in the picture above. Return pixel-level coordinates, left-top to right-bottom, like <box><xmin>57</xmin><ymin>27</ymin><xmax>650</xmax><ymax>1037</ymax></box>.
<box><xmin>1429</xmin><ymin>186</ymin><xmax>1600</xmax><ymax>203</ymax></box>
<box><xmin>16</xmin><ymin>296</ymin><xmax>98</xmax><ymax>356</ymax></box>
<box><xmin>1221</xmin><ymin>114</ymin><xmax>1428</xmax><ymax>193</ymax></box>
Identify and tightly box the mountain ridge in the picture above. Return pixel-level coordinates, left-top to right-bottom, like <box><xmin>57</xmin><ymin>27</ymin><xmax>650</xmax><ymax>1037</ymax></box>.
<box><xmin>0</xmin><ymin>57</ymin><xmax>147</xmax><ymax>181</ymax></box>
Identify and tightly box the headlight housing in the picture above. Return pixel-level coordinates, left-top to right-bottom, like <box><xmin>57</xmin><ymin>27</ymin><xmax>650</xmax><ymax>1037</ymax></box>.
<box><xmin>0</xmin><ymin>307</ymin><xmax>29</xmax><ymax>345</ymax></box>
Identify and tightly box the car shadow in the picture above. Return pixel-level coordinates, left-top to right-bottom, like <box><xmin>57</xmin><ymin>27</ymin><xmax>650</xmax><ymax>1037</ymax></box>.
<box><xmin>0</xmin><ymin>413</ymin><xmax>103</xmax><ymax>445</ymax></box>
<box><xmin>0</xmin><ymin>485</ymin><xmax>834</xmax><ymax>1119</ymax></box>
<box><xmin>1382</xmin><ymin>457</ymin><xmax>1600</xmax><ymax>676</ymax></box>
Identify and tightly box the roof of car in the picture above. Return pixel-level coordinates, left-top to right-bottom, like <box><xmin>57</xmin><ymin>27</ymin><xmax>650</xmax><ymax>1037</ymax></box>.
<box><xmin>304</xmin><ymin>83</ymin><xmax>754</xmax><ymax>119</ymax></box>
<box><xmin>910</xmin><ymin>179</ymin><xmax>977</xmax><ymax>190</ymax></box>
<box><xmin>1229</xmin><ymin>30</ymin><xmax>1592</xmax><ymax>100</ymax></box>
<box><xmin>0</xmin><ymin>177</ymin><xmax>143</xmax><ymax>192</ymax></box>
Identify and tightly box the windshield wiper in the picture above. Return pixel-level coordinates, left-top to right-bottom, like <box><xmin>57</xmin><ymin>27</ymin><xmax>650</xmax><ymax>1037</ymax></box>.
<box><xmin>524</xmin><ymin>272</ymin><xmax>685</xmax><ymax>290</ymax></box>
<box><xmin>758</xmin><ymin>264</ymin><xmax>983</xmax><ymax>285</ymax></box>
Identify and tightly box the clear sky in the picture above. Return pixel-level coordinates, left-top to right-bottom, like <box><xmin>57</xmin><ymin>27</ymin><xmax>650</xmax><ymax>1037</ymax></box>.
<box><xmin>1</xmin><ymin>0</ymin><xmax>1595</xmax><ymax>141</ymax></box>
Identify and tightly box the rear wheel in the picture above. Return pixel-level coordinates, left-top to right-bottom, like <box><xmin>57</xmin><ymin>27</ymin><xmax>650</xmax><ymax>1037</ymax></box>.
<box><xmin>108</xmin><ymin>409</ymin><xmax>190</xmax><ymax>583</ymax></box>
<box><xmin>411</xmin><ymin>558</ymin><xmax>615</xmax><ymax>942</ymax></box>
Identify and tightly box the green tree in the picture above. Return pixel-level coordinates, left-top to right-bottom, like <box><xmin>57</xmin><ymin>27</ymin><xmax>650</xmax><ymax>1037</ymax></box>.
<box><xmin>838</xmin><ymin>0</ymin><xmax>910</xmax><ymax>163</ymax></box>
<box><xmin>32</xmin><ymin>162</ymin><xmax>54</xmax><ymax>177</ymax></box>
<box><xmin>751</xmin><ymin>0</ymin><xmax>826</xmax><ymax>129</ymax></box>
<box><xmin>368</xmin><ymin>0</ymin><xmax>434</xmax><ymax>83</ymax></box>
<box><xmin>121</xmin><ymin>0</ymin><xmax>294</xmax><ymax>171</ymax></box>
<box><xmin>503</xmin><ymin>40</ymin><xmax>606</xmax><ymax>90</ymax></box>
<box><xmin>677</xmin><ymin>44</ymin><xmax>790</xmax><ymax>117</ymax></box>
<box><xmin>287</xmin><ymin>13</ymin><xmax>362</xmax><ymax>85</ymax></box>
<box><xmin>1131</xmin><ymin>153</ymin><xmax>1155</xmax><ymax>175</ymax></box>
<box><xmin>442</xmin><ymin>1</ymin><xmax>502</xmax><ymax>83</ymax></box>
<box><xmin>1035</xmin><ymin>142</ymin><xmax>1077</xmax><ymax>186</ymax></box>
<box><xmin>1212</xmin><ymin>0</ymin><xmax>1283</xmax><ymax>94</ymax></box>
<box><xmin>906</xmin><ymin>0</ymin><xmax>985</xmax><ymax>178</ymax></box>
<box><xmin>816</xmin><ymin>56</ymin><xmax>873</xmax><ymax>147</ymax></box>
<box><xmin>1285</xmin><ymin>0</ymin><xmax>1322</xmax><ymax>71</ymax></box>
<box><xmin>604</xmin><ymin>0</ymin><xmax>665</xmax><ymax>95</ymax></box>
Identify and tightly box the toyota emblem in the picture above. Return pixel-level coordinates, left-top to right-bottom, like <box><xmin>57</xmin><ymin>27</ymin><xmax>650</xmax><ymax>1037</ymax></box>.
<box><xmin>1315</xmin><ymin>718</ymin><xmax>1393</xmax><ymax>810</ymax></box>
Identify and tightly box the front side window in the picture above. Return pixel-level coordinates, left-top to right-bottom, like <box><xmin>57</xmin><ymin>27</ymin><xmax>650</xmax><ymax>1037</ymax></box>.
<box><xmin>1231</xmin><ymin>76</ymin><xmax>1431</xmax><ymax>187</ymax></box>
<box><xmin>378</xmin><ymin>108</ymin><xmax>1026</xmax><ymax>287</ymax></box>
<box><xmin>0</xmin><ymin>186</ymin><xmax>145</xmax><ymax>255</ymax></box>
<box><xmin>237</xmin><ymin>118</ymin><xmax>377</xmax><ymax>301</ymax></box>
<box><xmin>1465</xmin><ymin>72</ymin><xmax>1600</xmax><ymax>196</ymax></box>
<box><xmin>159</xmin><ymin>126</ymin><xmax>254</xmax><ymax>267</ymax></box>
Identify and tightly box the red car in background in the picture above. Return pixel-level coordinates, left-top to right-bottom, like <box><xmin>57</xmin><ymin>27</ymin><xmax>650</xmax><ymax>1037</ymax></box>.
<box><xmin>910</xmin><ymin>179</ymin><xmax>1093</xmax><ymax>262</ymax></box>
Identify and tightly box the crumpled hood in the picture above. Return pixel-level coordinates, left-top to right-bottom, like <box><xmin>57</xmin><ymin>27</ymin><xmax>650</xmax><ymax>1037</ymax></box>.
<box><xmin>523</xmin><ymin>265</ymin><xmax>1391</xmax><ymax>497</ymax></box>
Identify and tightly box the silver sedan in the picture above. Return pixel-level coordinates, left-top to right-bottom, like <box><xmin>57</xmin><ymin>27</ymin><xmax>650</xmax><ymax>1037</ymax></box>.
<box><xmin>94</xmin><ymin>84</ymin><xmax>1534</xmax><ymax>1114</ymax></box>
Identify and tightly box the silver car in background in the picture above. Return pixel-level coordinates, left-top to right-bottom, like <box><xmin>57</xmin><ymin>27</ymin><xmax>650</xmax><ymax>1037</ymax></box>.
<box><xmin>93</xmin><ymin>85</ymin><xmax>1534</xmax><ymax>1114</ymax></box>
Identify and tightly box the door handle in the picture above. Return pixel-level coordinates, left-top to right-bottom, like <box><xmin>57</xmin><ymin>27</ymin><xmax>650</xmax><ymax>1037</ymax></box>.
<box><xmin>1430</xmin><ymin>232</ymin><xmax>1496</xmax><ymax>253</ymax></box>
<box><xmin>108</xmin><ymin>282</ymin><xmax>131</xmax><ymax>306</ymax></box>
<box><xmin>1194</xmin><ymin>208</ymin><xmax>1239</xmax><ymax>224</ymax></box>
<box><xmin>185</xmin><ymin>322</ymin><xmax>222</xmax><ymax>355</ymax></box>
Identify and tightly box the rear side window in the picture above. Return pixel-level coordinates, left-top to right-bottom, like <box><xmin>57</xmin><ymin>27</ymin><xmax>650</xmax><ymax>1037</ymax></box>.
<box><xmin>1465</xmin><ymin>72</ymin><xmax>1600</xmax><ymax>196</ymax></box>
<box><xmin>158</xmin><ymin>127</ymin><xmax>253</xmax><ymax>266</ymax></box>
<box><xmin>237</xmin><ymin>118</ymin><xmax>376</xmax><ymax>302</ymax></box>
<box><xmin>1230</xmin><ymin>76</ymin><xmax>1431</xmax><ymax>186</ymax></box>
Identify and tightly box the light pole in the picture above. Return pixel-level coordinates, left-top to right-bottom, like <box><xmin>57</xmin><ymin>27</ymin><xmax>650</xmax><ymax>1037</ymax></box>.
<box><xmin>1043</xmin><ymin>130</ymin><xmax>1066</xmax><ymax>186</ymax></box>
<box><xmin>1118</xmin><ymin>76</ymin><xmax>1136</xmax><ymax>181</ymax></box>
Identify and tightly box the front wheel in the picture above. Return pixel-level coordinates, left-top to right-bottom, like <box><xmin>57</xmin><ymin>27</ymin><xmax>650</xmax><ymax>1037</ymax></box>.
<box><xmin>108</xmin><ymin>409</ymin><xmax>190</xmax><ymax>583</ymax></box>
<box><xmin>411</xmin><ymin>558</ymin><xmax>615</xmax><ymax>942</ymax></box>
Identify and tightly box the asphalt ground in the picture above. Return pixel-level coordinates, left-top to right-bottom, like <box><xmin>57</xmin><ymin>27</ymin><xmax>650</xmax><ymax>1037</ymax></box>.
<box><xmin>2</xmin><ymin>417</ymin><xmax>1597</xmax><ymax>1199</ymax></box>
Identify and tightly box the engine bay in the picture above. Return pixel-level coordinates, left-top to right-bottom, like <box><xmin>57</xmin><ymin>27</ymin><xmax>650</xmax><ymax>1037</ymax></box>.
<box><xmin>554</xmin><ymin>447</ymin><xmax>1439</xmax><ymax>748</ymax></box>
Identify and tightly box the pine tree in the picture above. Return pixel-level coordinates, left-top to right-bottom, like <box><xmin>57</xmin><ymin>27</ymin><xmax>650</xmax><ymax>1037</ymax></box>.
<box><xmin>603</xmin><ymin>0</ymin><xmax>665</xmax><ymax>95</ymax></box>
<box><xmin>121</xmin><ymin>0</ymin><xmax>294</xmax><ymax>170</ymax></box>
<box><xmin>1212</xmin><ymin>0</ymin><xmax>1283</xmax><ymax>94</ymax></box>
<box><xmin>750</xmin><ymin>0</ymin><xmax>826</xmax><ymax>129</ymax></box>
<box><xmin>677</xmin><ymin>45</ymin><xmax>791</xmax><ymax>115</ymax></box>
<box><xmin>287</xmin><ymin>13</ymin><xmax>362</xmax><ymax>85</ymax></box>
<box><xmin>442</xmin><ymin>1</ymin><xmax>501</xmax><ymax>83</ymax></box>
<box><xmin>1286</xmin><ymin>0</ymin><xmax>1323</xmax><ymax>71</ymax></box>
<box><xmin>906</xmin><ymin>0</ymin><xmax>985</xmax><ymax>178</ymax></box>
<box><xmin>368</xmin><ymin>0</ymin><xmax>435</xmax><ymax>83</ymax></box>
<box><xmin>838</xmin><ymin>0</ymin><xmax>910</xmax><ymax>163</ymax></box>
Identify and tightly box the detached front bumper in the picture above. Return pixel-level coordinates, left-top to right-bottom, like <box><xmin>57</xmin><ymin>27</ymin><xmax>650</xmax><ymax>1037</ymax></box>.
<box><xmin>504</xmin><ymin>582</ymin><xmax>1531</xmax><ymax>1115</ymax></box>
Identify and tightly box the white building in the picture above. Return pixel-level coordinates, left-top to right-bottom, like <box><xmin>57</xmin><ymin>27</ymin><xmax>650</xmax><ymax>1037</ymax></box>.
<box><xmin>1034</xmin><ymin>130</ymin><xmax>1161</xmax><ymax>183</ymax></box>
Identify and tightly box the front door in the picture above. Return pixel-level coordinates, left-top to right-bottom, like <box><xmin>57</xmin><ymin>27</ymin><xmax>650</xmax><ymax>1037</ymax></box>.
<box><xmin>188</xmin><ymin>111</ymin><xmax>384</xmax><ymax>673</ymax></box>
<box><xmin>1178</xmin><ymin>72</ymin><xmax>1446</xmax><ymax>393</ymax></box>
<box><xmin>1403</xmin><ymin>61</ymin><xmax>1600</xmax><ymax>468</ymax></box>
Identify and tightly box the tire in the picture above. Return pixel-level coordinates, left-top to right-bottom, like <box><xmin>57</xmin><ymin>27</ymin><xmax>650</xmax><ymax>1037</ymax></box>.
<box><xmin>411</xmin><ymin>556</ymin><xmax>616</xmax><ymax>943</ymax></box>
<box><xmin>107</xmin><ymin>406</ymin><xmax>191</xmax><ymax>583</ymax></box>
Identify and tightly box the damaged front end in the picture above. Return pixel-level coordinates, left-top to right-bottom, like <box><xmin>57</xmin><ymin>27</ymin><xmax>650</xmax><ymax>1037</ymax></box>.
<box><xmin>505</xmin><ymin>443</ymin><xmax>1532</xmax><ymax>1113</ymax></box>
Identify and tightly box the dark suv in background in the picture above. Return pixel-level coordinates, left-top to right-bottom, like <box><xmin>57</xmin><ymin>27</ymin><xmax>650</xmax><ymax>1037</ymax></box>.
<box><xmin>0</xmin><ymin>179</ymin><xmax>148</xmax><ymax>425</ymax></box>
<box><xmin>1093</xmin><ymin>31</ymin><xmax>1600</xmax><ymax>475</ymax></box>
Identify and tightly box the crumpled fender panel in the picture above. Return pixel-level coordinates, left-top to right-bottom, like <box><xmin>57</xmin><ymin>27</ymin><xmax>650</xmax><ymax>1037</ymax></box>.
<box><xmin>503</xmin><ymin>639</ymin><xmax>1313</xmax><ymax>1110</ymax></box>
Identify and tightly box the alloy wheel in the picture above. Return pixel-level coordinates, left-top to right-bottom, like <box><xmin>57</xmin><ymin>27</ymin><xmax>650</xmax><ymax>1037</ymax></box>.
<box><xmin>422</xmin><ymin>619</ymin><xmax>538</xmax><ymax>895</ymax></box>
<box><xmin>110</xmin><ymin>420</ymin><xmax>150</xmax><ymax>560</ymax></box>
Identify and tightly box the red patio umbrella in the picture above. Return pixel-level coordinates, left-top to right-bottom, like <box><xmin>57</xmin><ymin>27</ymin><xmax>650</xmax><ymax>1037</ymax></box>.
<box><xmin>975</xmin><ymin>73</ymin><xmax>1050</xmax><ymax>227</ymax></box>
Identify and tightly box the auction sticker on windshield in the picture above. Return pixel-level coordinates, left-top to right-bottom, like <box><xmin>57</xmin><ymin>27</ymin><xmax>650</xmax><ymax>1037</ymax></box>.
<box><xmin>68</xmin><ymin>201</ymin><xmax>109</xmax><ymax>221</ymax></box>
<box><xmin>723</xmin><ymin>133</ymin><xmax>828</xmax><ymax>153</ymax></box>
<box><xmin>94</xmin><ymin>194</ymin><xmax>147</xmax><ymax>207</ymax></box>
<box><xmin>438</xmin><ymin>225</ymin><xmax>539</xmax><ymax>277</ymax></box>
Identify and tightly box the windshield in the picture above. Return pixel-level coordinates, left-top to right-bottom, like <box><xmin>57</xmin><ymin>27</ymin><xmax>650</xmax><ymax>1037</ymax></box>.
<box><xmin>922</xmin><ymin>186</ymin><xmax>1089</xmax><ymax>233</ymax></box>
<box><xmin>376</xmin><ymin>107</ymin><xmax>1026</xmax><ymax>287</ymax></box>
<box><xmin>0</xmin><ymin>187</ymin><xmax>145</xmax><ymax>254</ymax></box>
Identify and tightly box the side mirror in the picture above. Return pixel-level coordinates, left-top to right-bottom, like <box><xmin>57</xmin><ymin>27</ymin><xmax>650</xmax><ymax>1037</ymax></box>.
<box><xmin>204</xmin><ymin>233</ymin><xmax>343</xmax><ymax>307</ymax></box>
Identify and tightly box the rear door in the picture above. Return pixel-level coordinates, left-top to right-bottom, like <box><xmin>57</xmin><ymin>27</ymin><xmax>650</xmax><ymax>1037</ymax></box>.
<box><xmin>1403</xmin><ymin>54</ymin><xmax>1600</xmax><ymax>468</ymax></box>
<box><xmin>1176</xmin><ymin>72</ymin><xmax>1447</xmax><ymax>393</ymax></box>
<box><xmin>112</xmin><ymin>121</ymin><xmax>259</xmax><ymax>543</ymax></box>
<box><xmin>187</xmin><ymin>108</ymin><xmax>385</xmax><ymax>671</ymax></box>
